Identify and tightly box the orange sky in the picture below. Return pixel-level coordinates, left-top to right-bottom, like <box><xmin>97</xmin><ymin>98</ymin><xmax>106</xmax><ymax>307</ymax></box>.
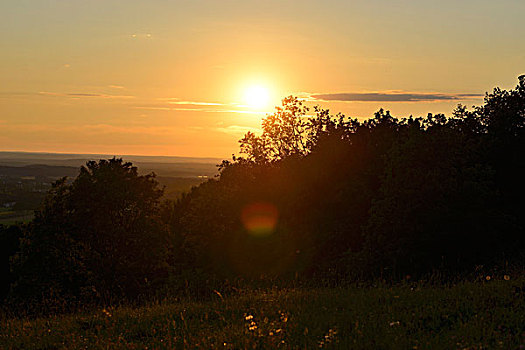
<box><xmin>1</xmin><ymin>1</ymin><xmax>524</xmax><ymax>158</ymax></box>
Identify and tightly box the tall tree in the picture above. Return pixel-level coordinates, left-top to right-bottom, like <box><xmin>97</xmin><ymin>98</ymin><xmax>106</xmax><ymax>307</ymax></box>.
<box><xmin>11</xmin><ymin>158</ymin><xmax>169</xmax><ymax>306</ymax></box>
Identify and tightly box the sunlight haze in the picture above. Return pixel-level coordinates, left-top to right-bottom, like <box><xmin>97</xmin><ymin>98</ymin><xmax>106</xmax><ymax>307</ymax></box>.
<box><xmin>1</xmin><ymin>0</ymin><xmax>524</xmax><ymax>157</ymax></box>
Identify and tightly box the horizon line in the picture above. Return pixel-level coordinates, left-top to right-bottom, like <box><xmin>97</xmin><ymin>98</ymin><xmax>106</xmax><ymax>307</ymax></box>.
<box><xmin>0</xmin><ymin>150</ymin><xmax>225</xmax><ymax>161</ymax></box>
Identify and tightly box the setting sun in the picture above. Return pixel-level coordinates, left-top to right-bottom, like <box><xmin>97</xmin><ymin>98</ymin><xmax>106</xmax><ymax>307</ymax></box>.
<box><xmin>244</xmin><ymin>85</ymin><xmax>270</xmax><ymax>109</ymax></box>
<box><xmin>1</xmin><ymin>1</ymin><xmax>524</xmax><ymax>347</ymax></box>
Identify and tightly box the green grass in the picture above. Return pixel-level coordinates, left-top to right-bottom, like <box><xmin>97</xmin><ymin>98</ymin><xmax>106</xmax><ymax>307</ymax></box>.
<box><xmin>0</xmin><ymin>209</ymin><xmax>33</xmax><ymax>225</ymax></box>
<box><xmin>1</xmin><ymin>277</ymin><xmax>524</xmax><ymax>349</ymax></box>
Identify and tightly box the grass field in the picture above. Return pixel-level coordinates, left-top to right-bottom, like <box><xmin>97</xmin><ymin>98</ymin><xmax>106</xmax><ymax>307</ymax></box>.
<box><xmin>1</xmin><ymin>277</ymin><xmax>524</xmax><ymax>349</ymax></box>
<box><xmin>0</xmin><ymin>209</ymin><xmax>33</xmax><ymax>226</ymax></box>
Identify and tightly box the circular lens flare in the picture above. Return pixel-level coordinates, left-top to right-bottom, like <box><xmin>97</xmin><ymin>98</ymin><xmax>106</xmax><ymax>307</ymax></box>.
<box><xmin>241</xmin><ymin>202</ymin><xmax>278</xmax><ymax>237</ymax></box>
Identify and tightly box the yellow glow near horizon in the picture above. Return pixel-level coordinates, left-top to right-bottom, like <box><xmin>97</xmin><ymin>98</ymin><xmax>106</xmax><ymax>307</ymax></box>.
<box><xmin>1</xmin><ymin>1</ymin><xmax>516</xmax><ymax>158</ymax></box>
<box><xmin>244</xmin><ymin>85</ymin><xmax>270</xmax><ymax>109</ymax></box>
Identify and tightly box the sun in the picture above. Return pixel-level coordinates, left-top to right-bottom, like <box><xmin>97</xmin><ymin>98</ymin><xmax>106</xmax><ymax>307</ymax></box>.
<box><xmin>244</xmin><ymin>85</ymin><xmax>270</xmax><ymax>109</ymax></box>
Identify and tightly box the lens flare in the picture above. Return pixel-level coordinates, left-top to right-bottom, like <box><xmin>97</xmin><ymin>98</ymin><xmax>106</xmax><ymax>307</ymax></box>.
<box><xmin>241</xmin><ymin>202</ymin><xmax>278</xmax><ymax>237</ymax></box>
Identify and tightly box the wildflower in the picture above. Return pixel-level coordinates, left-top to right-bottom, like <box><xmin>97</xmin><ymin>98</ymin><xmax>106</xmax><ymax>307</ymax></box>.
<box><xmin>102</xmin><ymin>308</ymin><xmax>112</xmax><ymax>318</ymax></box>
<box><xmin>485</xmin><ymin>275</ymin><xmax>491</xmax><ymax>281</ymax></box>
<box><xmin>504</xmin><ymin>275</ymin><xmax>510</xmax><ymax>281</ymax></box>
<box><xmin>318</xmin><ymin>328</ymin><xmax>338</xmax><ymax>347</ymax></box>
<box><xmin>389</xmin><ymin>321</ymin><xmax>400</xmax><ymax>327</ymax></box>
<box><xmin>244</xmin><ymin>314</ymin><xmax>258</xmax><ymax>332</ymax></box>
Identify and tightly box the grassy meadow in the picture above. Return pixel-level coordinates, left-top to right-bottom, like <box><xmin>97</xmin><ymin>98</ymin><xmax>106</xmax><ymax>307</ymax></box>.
<box><xmin>0</xmin><ymin>209</ymin><xmax>33</xmax><ymax>226</ymax></box>
<box><xmin>1</xmin><ymin>277</ymin><xmax>524</xmax><ymax>349</ymax></box>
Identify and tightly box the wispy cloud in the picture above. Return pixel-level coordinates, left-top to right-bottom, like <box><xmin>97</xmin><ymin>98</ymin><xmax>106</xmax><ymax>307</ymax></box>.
<box><xmin>81</xmin><ymin>124</ymin><xmax>175</xmax><ymax>135</ymax></box>
<box><xmin>38</xmin><ymin>91</ymin><xmax>134</xmax><ymax>99</ymax></box>
<box><xmin>130</xmin><ymin>33</ymin><xmax>153</xmax><ymax>39</ymax></box>
<box><xmin>135</xmin><ymin>106</ymin><xmax>266</xmax><ymax>114</ymax></box>
<box><xmin>168</xmin><ymin>101</ymin><xmax>225</xmax><ymax>106</ymax></box>
<box><xmin>3</xmin><ymin>123</ymin><xmax>177</xmax><ymax>136</ymax></box>
<box><xmin>3</xmin><ymin>122</ymin><xmax>259</xmax><ymax>137</ymax></box>
<box><xmin>216</xmin><ymin>125</ymin><xmax>261</xmax><ymax>135</ymax></box>
<box><xmin>309</xmin><ymin>92</ymin><xmax>482</xmax><ymax>103</ymax></box>
<box><xmin>157</xmin><ymin>98</ymin><xmax>228</xmax><ymax>106</ymax></box>
<box><xmin>0</xmin><ymin>92</ymin><xmax>34</xmax><ymax>98</ymax></box>
<box><xmin>145</xmin><ymin>97</ymin><xmax>274</xmax><ymax>114</ymax></box>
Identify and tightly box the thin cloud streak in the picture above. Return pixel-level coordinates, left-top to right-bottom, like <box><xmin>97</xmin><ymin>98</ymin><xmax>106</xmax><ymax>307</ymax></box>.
<box><xmin>3</xmin><ymin>122</ymin><xmax>260</xmax><ymax>138</ymax></box>
<box><xmin>0</xmin><ymin>92</ymin><xmax>34</xmax><ymax>98</ymax></box>
<box><xmin>147</xmin><ymin>98</ymin><xmax>275</xmax><ymax>114</ymax></box>
<box><xmin>38</xmin><ymin>91</ymin><xmax>135</xmax><ymax>99</ymax></box>
<box><xmin>134</xmin><ymin>106</ymin><xmax>267</xmax><ymax>114</ymax></box>
<box><xmin>309</xmin><ymin>92</ymin><xmax>483</xmax><ymax>103</ymax></box>
<box><xmin>167</xmin><ymin>101</ymin><xmax>225</xmax><ymax>106</ymax></box>
<box><xmin>157</xmin><ymin>98</ymin><xmax>264</xmax><ymax>108</ymax></box>
<box><xmin>157</xmin><ymin>98</ymin><xmax>234</xmax><ymax>107</ymax></box>
<box><xmin>3</xmin><ymin>123</ymin><xmax>179</xmax><ymax>136</ymax></box>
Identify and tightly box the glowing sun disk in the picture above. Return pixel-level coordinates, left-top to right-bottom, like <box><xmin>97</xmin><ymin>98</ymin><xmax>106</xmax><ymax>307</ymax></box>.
<box><xmin>244</xmin><ymin>85</ymin><xmax>270</xmax><ymax>109</ymax></box>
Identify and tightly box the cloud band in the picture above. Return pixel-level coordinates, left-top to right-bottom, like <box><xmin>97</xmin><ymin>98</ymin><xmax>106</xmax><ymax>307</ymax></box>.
<box><xmin>310</xmin><ymin>92</ymin><xmax>482</xmax><ymax>102</ymax></box>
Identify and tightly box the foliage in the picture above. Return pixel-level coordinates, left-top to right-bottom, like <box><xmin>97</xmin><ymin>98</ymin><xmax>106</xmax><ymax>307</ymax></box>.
<box><xmin>237</xmin><ymin>96</ymin><xmax>310</xmax><ymax>162</ymax></box>
<box><xmin>177</xmin><ymin>77</ymin><xmax>525</xmax><ymax>281</ymax></box>
<box><xmin>2</xmin><ymin>77</ymin><xmax>525</xmax><ymax>314</ymax></box>
<box><xmin>363</xmin><ymin>118</ymin><xmax>506</xmax><ymax>275</ymax></box>
<box><xmin>9</xmin><ymin>158</ymin><xmax>169</xmax><ymax>309</ymax></box>
<box><xmin>0</xmin><ymin>224</ymin><xmax>22</xmax><ymax>301</ymax></box>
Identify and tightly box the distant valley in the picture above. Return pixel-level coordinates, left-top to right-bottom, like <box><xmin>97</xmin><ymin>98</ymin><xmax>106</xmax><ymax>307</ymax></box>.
<box><xmin>0</xmin><ymin>151</ymin><xmax>222</xmax><ymax>224</ymax></box>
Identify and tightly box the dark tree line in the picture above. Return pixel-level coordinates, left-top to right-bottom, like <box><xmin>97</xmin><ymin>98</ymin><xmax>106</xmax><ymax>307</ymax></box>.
<box><xmin>1</xmin><ymin>77</ymin><xmax>524</xmax><ymax>311</ymax></box>
<box><xmin>175</xmin><ymin>78</ymin><xmax>525</xmax><ymax>281</ymax></box>
<box><xmin>2</xmin><ymin>159</ymin><xmax>169</xmax><ymax>311</ymax></box>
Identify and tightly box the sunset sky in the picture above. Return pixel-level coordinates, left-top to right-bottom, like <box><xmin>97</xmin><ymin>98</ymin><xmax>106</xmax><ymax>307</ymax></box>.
<box><xmin>1</xmin><ymin>0</ymin><xmax>524</xmax><ymax>158</ymax></box>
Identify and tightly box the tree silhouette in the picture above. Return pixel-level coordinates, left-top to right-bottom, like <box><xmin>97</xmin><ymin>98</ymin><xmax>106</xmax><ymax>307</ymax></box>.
<box><xmin>0</xmin><ymin>224</ymin><xmax>21</xmax><ymax>301</ymax></box>
<box><xmin>6</xmin><ymin>78</ymin><xmax>525</xmax><ymax>310</ymax></box>
<box><xmin>177</xmin><ymin>77</ymin><xmax>525</xmax><ymax>280</ymax></box>
<box><xmin>238</xmin><ymin>96</ymin><xmax>310</xmax><ymax>163</ymax></box>
<box><xmin>11</xmin><ymin>158</ymin><xmax>169</xmax><ymax>306</ymax></box>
